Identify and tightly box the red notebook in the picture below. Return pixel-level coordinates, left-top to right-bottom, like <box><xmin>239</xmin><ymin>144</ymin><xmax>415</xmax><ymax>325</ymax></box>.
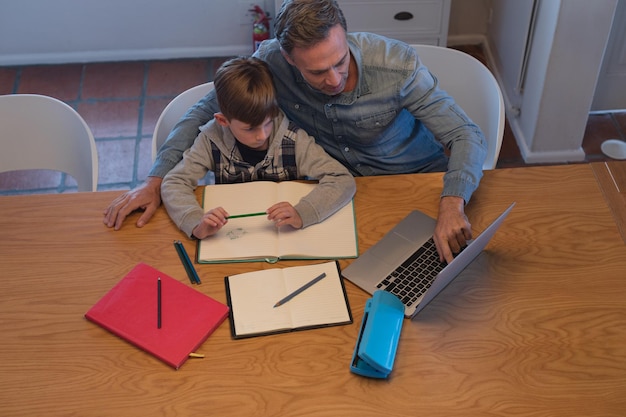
<box><xmin>85</xmin><ymin>263</ymin><xmax>229</xmax><ymax>369</ymax></box>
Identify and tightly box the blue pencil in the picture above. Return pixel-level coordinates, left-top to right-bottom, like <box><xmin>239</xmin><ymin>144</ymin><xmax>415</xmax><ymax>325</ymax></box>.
<box><xmin>173</xmin><ymin>240</ymin><xmax>201</xmax><ymax>284</ymax></box>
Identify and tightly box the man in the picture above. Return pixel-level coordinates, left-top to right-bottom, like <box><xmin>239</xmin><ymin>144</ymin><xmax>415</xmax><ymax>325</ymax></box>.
<box><xmin>103</xmin><ymin>0</ymin><xmax>487</xmax><ymax>263</ymax></box>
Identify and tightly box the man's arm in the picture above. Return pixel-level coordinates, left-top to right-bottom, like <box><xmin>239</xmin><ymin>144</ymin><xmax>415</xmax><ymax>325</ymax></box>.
<box><xmin>149</xmin><ymin>93</ymin><xmax>219</xmax><ymax>177</ymax></box>
<box><xmin>400</xmin><ymin>47</ymin><xmax>486</xmax><ymax>261</ymax></box>
<box><xmin>401</xmin><ymin>47</ymin><xmax>487</xmax><ymax>202</ymax></box>
<box><xmin>103</xmin><ymin>91</ymin><xmax>219</xmax><ymax>230</ymax></box>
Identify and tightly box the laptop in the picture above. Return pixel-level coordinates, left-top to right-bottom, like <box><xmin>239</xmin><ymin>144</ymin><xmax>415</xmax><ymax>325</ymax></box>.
<box><xmin>342</xmin><ymin>202</ymin><xmax>515</xmax><ymax>318</ymax></box>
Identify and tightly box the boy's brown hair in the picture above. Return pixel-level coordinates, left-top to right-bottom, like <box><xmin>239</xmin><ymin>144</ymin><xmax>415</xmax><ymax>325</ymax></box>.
<box><xmin>214</xmin><ymin>56</ymin><xmax>280</xmax><ymax>127</ymax></box>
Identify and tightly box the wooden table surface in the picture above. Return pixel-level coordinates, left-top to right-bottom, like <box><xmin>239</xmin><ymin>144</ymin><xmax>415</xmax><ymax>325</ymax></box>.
<box><xmin>592</xmin><ymin>161</ymin><xmax>626</xmax><ymax>243</ymax></box>
<box><xmin>1</xmin><ymin>164</ymin><xmax>625</xmax><ymax>417</ymax></box>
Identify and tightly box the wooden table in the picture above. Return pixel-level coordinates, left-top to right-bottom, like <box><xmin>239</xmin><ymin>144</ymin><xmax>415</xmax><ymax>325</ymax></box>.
<box><xmin>592</xmin><ymin>161</ymin><xmax>626</xmax><ymax>243</ymax></box>
<box><xmin>1</xmin><ymin>164</ymin><xmax>625</xmax><ymax>417</ymax></box>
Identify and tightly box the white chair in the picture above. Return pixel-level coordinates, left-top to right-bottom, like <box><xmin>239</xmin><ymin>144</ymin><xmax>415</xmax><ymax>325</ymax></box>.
<box><xmin>0</xmin><ymin>94</ymin><xmax>98</xmax><ymax>192</ymax></box>
<box><xmin>410</xmin><ymin>44</ymin><xmax>505</xmax><ymax>170</ymax></box>
<box><xmin>152</xmin><ymin>82</ymin><xmax>215</xmax><ymax>162</ymax></box>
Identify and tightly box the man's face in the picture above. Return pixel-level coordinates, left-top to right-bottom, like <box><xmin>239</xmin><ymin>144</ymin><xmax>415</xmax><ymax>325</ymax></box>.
<box><xmin>283</xmin><ymin>25</ymin><xmax>351</xmax><ymax>96</ymax></box>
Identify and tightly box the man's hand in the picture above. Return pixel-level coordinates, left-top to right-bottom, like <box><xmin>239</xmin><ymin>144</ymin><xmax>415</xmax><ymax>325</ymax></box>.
<box><xmin>433</xmin><ymin>196</ymin><xmax>472</xmax><ymax>264</ymax></box>
<box><xmin>103</xmin><ymin>177</ymin><xmax>163</xmax><ymax>230</ymax></box>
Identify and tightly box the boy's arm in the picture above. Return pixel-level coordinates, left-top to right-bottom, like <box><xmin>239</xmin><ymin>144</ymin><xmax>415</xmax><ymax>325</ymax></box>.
<box><xmin>161</xmin><ymin>132</ymin><xmax>215</xmax><ymax>238</ymax></box>
<box><xmin>292</xmin><ymin>132</ymin><xmax>356</xmax><ymax>228</ymax></box>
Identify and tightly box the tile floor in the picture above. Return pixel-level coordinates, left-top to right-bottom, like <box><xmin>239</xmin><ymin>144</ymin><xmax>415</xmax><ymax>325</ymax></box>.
<box><xmin>0</xmin><ymin>46</ymin><xmax>625</xmax><ymax>195</ymax></box>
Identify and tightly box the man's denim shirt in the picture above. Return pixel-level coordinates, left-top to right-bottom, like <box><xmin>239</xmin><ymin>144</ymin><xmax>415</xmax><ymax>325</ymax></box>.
<box><xmin>151</xmin><ymin>33</ymin><xmax>486</xmax><ymax>203</ymax></box>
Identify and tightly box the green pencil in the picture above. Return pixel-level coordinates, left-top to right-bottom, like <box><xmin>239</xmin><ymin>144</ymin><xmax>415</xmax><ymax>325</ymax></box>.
<box><xmin>227</xmin><ymin>211</ymin><xmax>266</xmax><ymax>219</ymax></box>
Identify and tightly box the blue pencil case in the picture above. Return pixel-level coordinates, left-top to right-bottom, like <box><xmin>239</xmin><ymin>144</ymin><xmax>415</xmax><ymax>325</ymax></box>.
<box><xmin>350</xmin><ymin>290</ymin><xmax>404</xmax><ymax>378</ymax></box>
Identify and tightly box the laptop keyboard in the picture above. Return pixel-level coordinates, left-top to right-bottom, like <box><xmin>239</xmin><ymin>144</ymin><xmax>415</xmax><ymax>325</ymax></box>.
<box><xmin>376</xmin><ymin>238</ymin><xmax>447</xmax><ymax>307</ymax></box>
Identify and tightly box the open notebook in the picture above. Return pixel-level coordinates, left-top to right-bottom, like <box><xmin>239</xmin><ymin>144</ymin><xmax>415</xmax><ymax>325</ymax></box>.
<box><xmin>224</xmin><ymin>261</ymin><xmax>352</xmax><ymax>338</ymax></box>
<box><xmin>198</xmin><ymin>181</ymin><xmax>358</xmax><ymax>263</ymax></box>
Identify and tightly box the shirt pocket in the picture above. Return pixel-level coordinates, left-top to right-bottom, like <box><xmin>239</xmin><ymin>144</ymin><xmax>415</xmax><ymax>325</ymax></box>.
<box><xmin>355</xmin><ymin>109</ymin><xmax>397</xmax><ymax>130</ymax></box>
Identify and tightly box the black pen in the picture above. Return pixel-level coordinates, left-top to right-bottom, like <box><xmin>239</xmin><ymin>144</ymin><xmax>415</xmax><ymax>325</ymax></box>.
<box><xmin>274</xmin><ymin>272</ymin><xmax>327</xmax><ymax>308</ymax></box>
<box><xmin>157</xmin><ymin>277</ymin><xmax>162</xmax><ymax>329</ymax></box>
<box><xmin>173</xmin><ymin>240</ymin><xmax>202</xmax><ymax>284</ymax></box>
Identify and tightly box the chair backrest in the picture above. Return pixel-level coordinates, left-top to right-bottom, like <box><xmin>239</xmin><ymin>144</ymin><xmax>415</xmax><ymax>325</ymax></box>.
<box><xmin>410</xmin><ymin>45</ymin><xmax>505</xmax><ymax>170</ymax></box>
<box><xmin>152</xmin><ymin>82</ymin><xmax>215</xmax><ymax>162</ymax></box>
<box><xmin>0</xmin><ymin>94</ymin><xmax>98</xmax><ymax>192</ymax></box>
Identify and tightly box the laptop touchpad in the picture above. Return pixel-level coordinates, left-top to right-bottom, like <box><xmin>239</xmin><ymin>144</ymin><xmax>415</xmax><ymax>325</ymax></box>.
<box><xmin>367</xmin><ymin>232</ymin><xmax>415</xmax><ymax>266</ymax></box>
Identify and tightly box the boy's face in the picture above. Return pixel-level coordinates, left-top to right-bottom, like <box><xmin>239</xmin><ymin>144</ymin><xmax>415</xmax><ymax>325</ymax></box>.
<box><xmin>215</xmin><ymin>113</ymin><xmax>273</xmax><ymax>151</ymax></box>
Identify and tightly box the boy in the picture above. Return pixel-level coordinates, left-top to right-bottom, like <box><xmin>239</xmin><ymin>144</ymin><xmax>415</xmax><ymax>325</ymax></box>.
<box><xmin>161</xmin><ymin>57</ymin><xmax>356</xmax><ymax>239</ymax></box>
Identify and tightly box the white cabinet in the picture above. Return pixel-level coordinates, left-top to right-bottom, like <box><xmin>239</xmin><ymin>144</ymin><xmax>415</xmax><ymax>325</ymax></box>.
<box><xmin>487</xmin><ymin>0</ymin><xmax>619</xmax><ymax>164</ymax></box>
<box><xmin>274</xmin><ymin>0</ymin><xmax>451</xmax><ymax>46</ymax></box>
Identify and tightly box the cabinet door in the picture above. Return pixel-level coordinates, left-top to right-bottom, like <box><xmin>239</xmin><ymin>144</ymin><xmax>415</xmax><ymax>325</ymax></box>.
<box><xmin>274</xmin><ymin>0</ymin><xmax>450</xmax><ymax>45</ymax></box>
<box><xmin>488</xmin><ymin>0</ymin><xmax>537</xmax><ymax>114</ymax></box>
<box><xmin>339</xmin><ymin>0</ymin><xmax>449</xmax><ymax>45</ymax></box>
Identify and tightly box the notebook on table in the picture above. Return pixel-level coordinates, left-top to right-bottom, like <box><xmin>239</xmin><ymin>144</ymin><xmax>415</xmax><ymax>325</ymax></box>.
<box><xmin>342</xmin><ymin>203</ymin><xmax>515</xmax><ymax>318</ymax></box>
<box><xmin>198</xmin><ymin>181</ymin><xmax>358</xmax><ymax>264</ymax></box>
<box><xmin>224</xmin><ymin>261</ymin><xmax>352</xmax><ymax>339</ymax></box>
<box><xmin>85</xmin><ymin>263</ymin><xmax>229</xmax><ymax>369</ymax></box>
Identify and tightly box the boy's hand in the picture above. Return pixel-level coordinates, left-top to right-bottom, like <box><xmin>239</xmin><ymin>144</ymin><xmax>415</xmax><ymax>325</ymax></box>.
<box><xmin>192</xmin><ymin>207</ymin><xmax>229</xmax><ymax>239</ymax></box>
<box><xmin>267</xmin><ymin>201</ymin><xmax>303</xmax><ymax>229</ymax></box>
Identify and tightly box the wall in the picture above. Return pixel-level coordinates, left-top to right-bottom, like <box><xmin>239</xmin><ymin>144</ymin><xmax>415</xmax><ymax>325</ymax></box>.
<box><xmin>447</xmin><ymin>0</ymin><xmax>491</xmax><ymax>44</ymax></box>
<box><xmin>0</xmin><ymin>0</ymin><xmax>271</xmax><ymax>65</ymax></box>
<box><xmin>3</xmin><ymin>0</ymin><xmax>483</xmax><ymax>66</ymax></box>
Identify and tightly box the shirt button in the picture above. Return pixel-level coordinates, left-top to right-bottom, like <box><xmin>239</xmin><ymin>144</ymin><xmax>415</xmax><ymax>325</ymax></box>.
<box><xmin>294</xmin><ymin>104</ymin><xmax>300</xmax><ymax>109</ymax></box>
<box><xmin>344</xmin><ymin>147</ymin><xmax>350</xmax><ymax>152</ymax></box>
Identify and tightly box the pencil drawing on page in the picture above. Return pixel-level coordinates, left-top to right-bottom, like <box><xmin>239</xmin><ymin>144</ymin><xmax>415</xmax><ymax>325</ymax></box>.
<box><xmin>227</xmin><ymin>228</ymin><xmax>247</xmax><ymax>240</ymax></box>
